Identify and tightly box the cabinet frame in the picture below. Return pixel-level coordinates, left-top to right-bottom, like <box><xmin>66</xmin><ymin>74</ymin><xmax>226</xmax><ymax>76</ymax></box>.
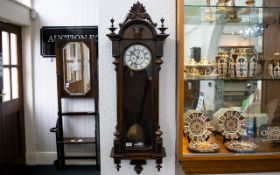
<box><xmin>176</xmin><ymin>0</ymin><xmax>280</xmax><ymax>174</ymax></box>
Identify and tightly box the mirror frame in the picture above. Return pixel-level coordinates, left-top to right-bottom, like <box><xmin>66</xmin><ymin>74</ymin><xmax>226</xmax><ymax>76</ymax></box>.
<box><xmin>55</xmin><ymin>39</ymin><xmax>97</xmax><ymax>98</ymax></box>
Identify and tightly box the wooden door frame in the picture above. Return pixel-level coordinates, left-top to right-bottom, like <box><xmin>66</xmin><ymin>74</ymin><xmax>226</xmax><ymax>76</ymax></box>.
<box><xmin>176</xmin><ymin>0</ymin><xmax>184</xmax><ymax>158</ymax></box>
<box><xmin>0</xmin><ymin>21</ymin><xmax>25</xmax><ymax>167</ymax></box>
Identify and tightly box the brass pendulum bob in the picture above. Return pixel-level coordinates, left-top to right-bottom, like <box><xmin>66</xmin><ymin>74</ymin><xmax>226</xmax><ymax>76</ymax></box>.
<box><xmin>127</xmin><ymin>122</ymin><xmax>145</xmax><ymax>145</ymax></box>
<box><xmin>203</xmin><ymin>0</ymin><xmax>216</xmax><ymax>22</ymax></box>
<box><xmin>226</xmin><ymin>0</ymin><xmax>242</xmax><ymax>23</ymax></box>
<box><xmin>216</xmin><ymin>0</ymin><xmax>230</xmax><ymax>14</ymax></box>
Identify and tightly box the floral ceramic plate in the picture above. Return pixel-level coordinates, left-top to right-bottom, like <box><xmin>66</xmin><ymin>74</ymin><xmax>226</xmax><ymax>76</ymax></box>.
<box><xmin>184</xmin><ymin>110</ymin><xmax>213</xmax><ymax>141</ymax></box>
<box><xmin>218</xmin><ymin>110</ymin><xmax>246</xmax><ymax>139</ymax></box>
<box><xmin>259</xmin><ymin>124</ymin><xmax>280</xmax><ymax>142</ymax></box>
<box><xmin>224</xmin><ymin>140</ymin><xmax>257</xmax><ymax>153</ymax></box>
<box><xmin>188</xmin><ymin>141</ymin><xmax>219</xmax><ymax>153</ymax></box>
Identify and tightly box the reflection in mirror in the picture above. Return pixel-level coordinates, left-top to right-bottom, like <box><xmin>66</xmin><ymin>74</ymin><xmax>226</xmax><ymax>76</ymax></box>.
<box><xmin>63</xmin><ymin>42</ymin><xmax>91</xmax><ymax>96</ymax></box>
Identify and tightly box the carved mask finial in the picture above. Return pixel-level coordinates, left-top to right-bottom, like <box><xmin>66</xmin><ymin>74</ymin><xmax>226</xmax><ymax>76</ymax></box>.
<box><xmin>134</xmin><ymin>25</ymin><xmax>143</xmax><ymax>39</ymax></box>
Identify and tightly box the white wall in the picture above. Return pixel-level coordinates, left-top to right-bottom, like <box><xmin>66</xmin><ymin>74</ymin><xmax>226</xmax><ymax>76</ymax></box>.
<box><xmin>1</xmin><ymin>0</ymin><xmax>176</xmax><ymax>173</ymax></box>
<box><xmin>28</xmin><ymin>0</ymin><xmax>99</xmax><ymax>164</ymax></box>
<box><xmin>99</xmin><ymin>0</ymin><xmax>176</xmax><ymax>175</ymax></box>
<box><xmin>0</xmin><ymin>0</ymin><xmax>31</xmax><ymax>26</ymax></box>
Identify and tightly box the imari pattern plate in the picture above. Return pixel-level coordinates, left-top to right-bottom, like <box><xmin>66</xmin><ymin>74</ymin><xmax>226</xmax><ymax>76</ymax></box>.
<box><xmin>188</xmin><ymin>141</ymin><xmax>219</xmax><ymax>153</ymax></box>
<box><xmin>184</xmin><ymin>110</ymin><xmax>213</xmax><ymax>141</ymax></box>
<box><xmin>218</xmin><ymin>110</ymin><xmax>246</xmax><ymax>139</ymax></box>
<box><xmin>225</xmin><ymin>140</ymin><xmax>257</xmax><ymax>153</ymax></box>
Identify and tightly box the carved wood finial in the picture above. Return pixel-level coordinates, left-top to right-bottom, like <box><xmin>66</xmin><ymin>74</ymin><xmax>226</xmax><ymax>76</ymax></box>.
<box><xmin>155</xmin><ymin>58</ymin><xmax>164</xmax><ymax>70</ymax></box>
<box><xmin>114</xmin><ymin>129</ymin><xmax>120</xmax><ymax>137</ymax></box>
<box><xmin>155</xmin><ymin>128</ymin><xmax>163</xmax><ymax>153</ymax></box>
<box><xmin>112</xmin><ymin>58</ymin><xmax>120</xmax><ymax>71</ymax></box>
<box><xmin>157</xmin><ymin>17</ymin><xmax>168</xmax><ymax>34</ymax></box>
<box><xmin>109</xmin><ymin>17</ymin><xmax>117</xmax><ymax>34</ymax></box>
<box><xmin>114</xmin><ymin>159</ymin><xmax>121</xmax><ymax>171</ymax></box>
<box><xmin>133</xmin><ymin>25</ymin><xmax>144</xmax><ymax>39</ymax></box>
<box><xmin>156</xmin><ymin>159</ymin><xmax>163</xmax><ymax>171</ymax></box>
<box><xmin>131</xmin><ymin>160</ymin><xmax>146</xmax><ymax>174</ymax></box>
<box><xmin>120</xmin><ymin>1</ymin><xmax>157</xmax><ymax>27</ymax></box>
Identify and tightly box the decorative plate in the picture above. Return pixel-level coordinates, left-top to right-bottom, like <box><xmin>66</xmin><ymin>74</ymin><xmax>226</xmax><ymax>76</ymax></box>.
<box><xmin>259</xmin><ymin>124</ymin><xmax>269</xmax><ymax>140</ymax></box>
<box><xmin>218</xmin><ymin>110</ymin><xmax>246</xmax><ymax>139</ymax></box>
<box><xmin>267</xmin><ymin>126</ymin><xmax>280</xmax><ymax>141</ymax></box>
<box><xmin>184</xmin><ymin>110</ymin><xmax>213</xmax><ymax>141</ymax></box>
<box><xmin>188</xmin><ymin>141</ymin><xmax>219</xmax><ymax>153</ymax></box>
<box><xmin>224</xmin><ymin>140</ymin><xmax>257</xmax><ymax>153</ymax></box>
<box><xmin>259</xmin><ymin>125</ymin><xmax>280</xmax><ymax>142</ymax></box>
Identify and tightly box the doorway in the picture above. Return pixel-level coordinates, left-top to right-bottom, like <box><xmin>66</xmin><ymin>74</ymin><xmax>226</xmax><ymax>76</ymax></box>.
<box><xmin>0</xmin><ymin>22</ymin><xmax>25</xmax><ymax>173</ymax></box>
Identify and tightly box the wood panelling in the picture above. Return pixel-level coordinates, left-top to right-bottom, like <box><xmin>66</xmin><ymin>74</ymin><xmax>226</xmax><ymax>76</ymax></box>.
<box><xmin>176</xmin><ymin>0</ymin><xmax>185</xmax><ymax>158</ymax></box>
<box><xmin>6</xmin><ymin>112</ymin><xmax>21</xmax><ymax>163</ymax></box>
<box><xmin>180</xmin><ymin>159</ymin><xmax>280</xmax><ymax>174</ymax></box>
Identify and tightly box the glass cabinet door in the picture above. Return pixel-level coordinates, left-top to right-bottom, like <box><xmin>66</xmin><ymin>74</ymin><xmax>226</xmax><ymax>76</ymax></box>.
<box><xmin>177</xmin><ymin>0</ymin><xmax>280</xmax><ymax>164</ymax></box>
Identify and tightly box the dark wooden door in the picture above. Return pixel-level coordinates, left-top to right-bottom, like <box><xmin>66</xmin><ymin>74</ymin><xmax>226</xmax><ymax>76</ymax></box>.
<box><xmin>0</xmin><ymin>22</ymin><xmax>25</xmax><ymax>173</ymax></box>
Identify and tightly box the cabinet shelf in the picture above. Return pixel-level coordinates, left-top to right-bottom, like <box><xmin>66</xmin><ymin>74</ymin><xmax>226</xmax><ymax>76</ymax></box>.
<box><xmin>64</xmin><ymin>156</ymin><xmax>97</xmax><ymax>160</ymax></box>
<box><xmin>184</xmin><ymin>5</ymin><xmax>280</xmax><ymax>8</ymax></box>
<box><xmin>58</xmin><ymin>112</ymin><xmax>98</xmax><ymax>116</ymax></box>
<box><xmin>184</xmin><ymin>76</ymin><xmax>280</xmax><ymax>81</ymax></box>
<box><xmin>58</xmin><ymin>137</ymin><xmax>96</xmax><ymax>144</ymax></box>
<box><xmin>182</xmin><ymin>135</ymin><xmax>280</xmax><ymax>156</ymax></box>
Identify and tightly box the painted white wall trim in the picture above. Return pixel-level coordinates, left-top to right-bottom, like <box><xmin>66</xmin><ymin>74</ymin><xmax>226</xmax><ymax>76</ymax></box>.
<box><xmin>26</xmin><ymin>152</ymin><xmax>36</xmax><ymax>165</ymax></box>
<box><xmin>0</xmin><ymin>0</ymin><xmax>31</xmax><ymax>25</ymax></box>
<box><xmin>26</xmin><ymin>152</ymin><xmax>96</xmax><ymax>165</ymax></box>
<box><xmin>22</xmin><ymin>25</ymin><xmax>37</xmax><ymax>167</ymax></box>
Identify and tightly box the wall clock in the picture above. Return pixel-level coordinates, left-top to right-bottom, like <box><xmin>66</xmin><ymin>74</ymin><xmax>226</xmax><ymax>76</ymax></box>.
<box><xmin>124</xmin><ymin>44</ymin><xmax>152</xmax><ymax>71</ymax></box>
<box><xmin>218</xmin><ymin>110</ymin><xmax>246</xmax><ymax>140</ymax></box>
<box><xmin>106</xmin><ymin>1</ymin><xmax>168</xmax><ymax>174</ymax></box>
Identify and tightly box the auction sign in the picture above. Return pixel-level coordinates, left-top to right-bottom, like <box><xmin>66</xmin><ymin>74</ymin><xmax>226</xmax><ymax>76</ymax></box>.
<box><xmin>40</xmin><ymin>26</ymin><xmax>98</xmax><ymax>57</ymax></box>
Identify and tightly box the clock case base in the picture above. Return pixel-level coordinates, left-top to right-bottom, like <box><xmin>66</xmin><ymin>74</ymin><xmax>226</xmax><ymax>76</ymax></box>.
<box><xmin>111</xmin><ymin>148</ymin><xmax>166</xmax><ymax>174</ymax></box>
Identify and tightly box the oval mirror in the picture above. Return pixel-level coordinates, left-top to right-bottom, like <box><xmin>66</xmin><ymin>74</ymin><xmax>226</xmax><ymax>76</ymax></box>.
<box><xmin>63</xmin><ymin>42</ymin><xmax>91</xmax><ymax>96</ymax></box>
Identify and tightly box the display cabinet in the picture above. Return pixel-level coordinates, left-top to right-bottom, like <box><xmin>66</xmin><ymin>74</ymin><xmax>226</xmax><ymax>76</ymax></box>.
<box><xmin>176</xmin><ymin>0</ymin><xmax>280</xmax><ymax>174</ymax></box>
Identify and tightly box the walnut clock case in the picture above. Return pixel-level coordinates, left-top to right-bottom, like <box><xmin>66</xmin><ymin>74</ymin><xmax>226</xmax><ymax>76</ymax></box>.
<box><xmin>106</xmin><ymin>2</ymin><xmax>169</xmax><ymax>174</ymax></box>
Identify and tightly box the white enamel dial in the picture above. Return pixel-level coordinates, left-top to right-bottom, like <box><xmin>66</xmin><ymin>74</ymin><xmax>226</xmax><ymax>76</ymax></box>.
<box><xmin>124</xmin><ymin>44</ymin><xmax>152</xmax><ymax>71</ymax></box>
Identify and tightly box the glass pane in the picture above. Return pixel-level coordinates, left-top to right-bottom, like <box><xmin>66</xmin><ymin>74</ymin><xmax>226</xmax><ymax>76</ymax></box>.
<box><xmin>184</xmin><ymin>0</ymin><xmax>269</xmax><ymax>8</ymax></box>
<box><xmin>10</xmin><ymin>33</ymin><xmax>18</xmax><ymax>65</ymax></box>
<box><xmin>11</xmin><ymin>68</ymin><xmax>19</xmax><ymax>99</ymax></box>
<box><xmin>63</xmin><ymin>42</ymin><xmax>91</xmax><ymax>96</ymax></box>
<box><xmin>3</xmin><ymin>68</ymin><xmax>11</xmax><ymax>102</ymax></box>
<box><xmin>182</xmin><ymin>3</ymin><xmax>280</xmax><ymax>156</ymax></box>
<box><xmin>123</xmin><ymin>44</ymin><xmax>153</xmax><ymax>149</ymax></box>
<box><xmin>2</xmin><ymin>31</ymin><xmax>10</xmax><ymax>65</ymax></box>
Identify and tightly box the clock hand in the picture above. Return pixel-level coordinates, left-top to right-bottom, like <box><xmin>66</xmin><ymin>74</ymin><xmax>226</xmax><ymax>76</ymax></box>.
<box><xmin>131</xmin><ymin>52</ymin><xmax>140</xmax><ymax>60</ymax></box>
